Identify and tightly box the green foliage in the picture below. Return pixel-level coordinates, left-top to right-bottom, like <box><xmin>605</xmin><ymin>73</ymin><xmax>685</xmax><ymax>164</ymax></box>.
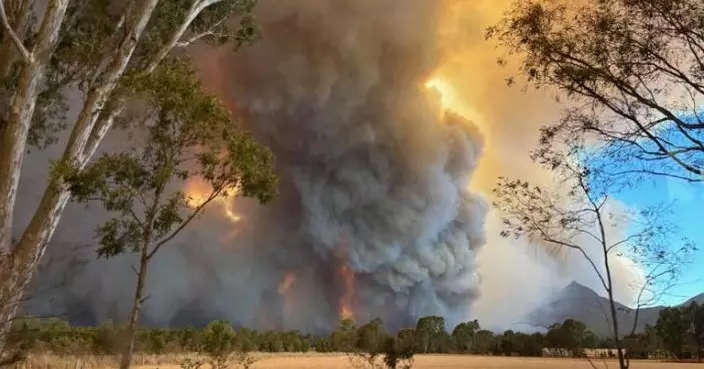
<box><xmin>470</xmin><ymin>329</ymin><xmax>492</xmax><ymax>354</ymax></box>
<box><xmin>356</xmin><ymin>318</ymin><xmax>387</xmax><ymax>354</ymax></box>
<box><xmin>136</xmin><ymin>0</ymin><xmax>260</xmax><ymax>65</ymax></box>
<box><xmin>331</xmin><ymin>318</ymin><xmax>358</xmax><ymax>352</ymax></box>
<box><xmin>413</xmin><ymin>316</ymin><xmax>447</xmax><ymax>354</ymax></box>
<box><xmin>1</xmin><ymin>0</ymin><xmax>266</xmax><ymax>359</ymax></box>
<box><xmin>487</xmin><ymin>0</ymin><xmax>704</xmax><ymax>182</ymax></box>
<box><xmin>200</xmin><ymin>320</ymin><xmax>236</xmax><ymax>358</ymax></box>
<box><xmin>21</xmin><ymin>313</ymin><xmax>704</xmax><ymax>361</ymax></box>
<box><xmin>92</xmin><ymin>321</ymin><xmax>123</xmax><ymax>355</ymax></box>
<box><xmin>179</xmin><ymin>325</ymin><xmax>201</xmax><ymax>352</ymax></box>
<box><xmin>544</xmin><ymin>319</ymin><xmax>596</xmax><ymax>357</ymax></box>
<box><xmin>451</xmin><ymin>320</ymin><xmax>479</xmax><ymax>353</ymax></box>
<box><xmin>656</xmin><ymin>306</ymin><xmax>690</xmax><ymax>357</ymax></box>
<box><xmin>15</xmin><ymin>0</ymin><xmax>262</xmax><ymax>150</ymax></box>
<box><xmin>382</xmin><ymin>331</ymin><xmax>415</xmax><ymax>369</ymax></box>
<box><xmin>654</xmin><ymin>302</ymin><xmax>704</xmax><ymax>359</ymax></box>
<box><xmin>64</xmin><ymin>57</ymin><xmax>277</xmax><ymax>260</ymax></box>
<box><xmin>144</xmin><ymin>328</ymin><xmax>170</xmax><ymax>354</ymax></box>
<box><xmin>314</xmin><ymin>337</ymin><xmax>333</xmax><ymax>353</ymax></box>
<box><xmin>691</xmin><ymin>302</ymin><xmax>704</xmax><ymax>359</ymax></box>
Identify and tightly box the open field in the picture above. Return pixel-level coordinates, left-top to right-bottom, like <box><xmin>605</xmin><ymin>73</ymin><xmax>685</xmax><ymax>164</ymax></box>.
<box><xmin>221</xmin><ymin>354</ymin><xmax>704</xmax><ymax>369</ymax></box>
<box><xmin>149</xmin><ymin>354</ymin><xmax>704</xmax><ymax>369</ymax></box>
<box><xmin>228</xmin><ymin>354</ymin><xmax>704</xmax><ymax>369</ymax></box>
<box><xmin>24</xmin><ymin>353</ymin><xmax>704</xmax><ymax>369</ymax></box>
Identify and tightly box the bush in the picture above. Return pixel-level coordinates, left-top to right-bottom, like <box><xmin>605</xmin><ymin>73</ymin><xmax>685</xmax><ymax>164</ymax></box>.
<box><xmin>315</xmin><ymin>337</ymin><xmax>333</xmax><ymax>353</ymax></box>
<box><xmin>201</xmin><ymin>320</ymin><xmax>236</xmax><ymax>358</ymax></box>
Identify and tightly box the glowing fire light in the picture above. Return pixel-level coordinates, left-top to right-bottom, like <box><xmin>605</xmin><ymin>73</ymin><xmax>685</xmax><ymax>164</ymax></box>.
<box><xmin>278</xmin><ymin>271</ymin><xmax>298</xmax><ymax>294</ymax></box>
<box><xmin>183</xmin><ymin>178</ymin><xmax>242</xmax><ymax>223</ymax></box>
<box><xmin>424</xmin><ymin>77</ymin><xmax>483</xmax><ymax>126</ymax></box>
<box><xmin>338</xmin><ymin>264</ymin><xmax>356</xmax><ymax>321</ymax></box>
<box><xmin>340</xmin><ymin>305</ymin><xmax>354</xmax><ymax>321</ymax></box>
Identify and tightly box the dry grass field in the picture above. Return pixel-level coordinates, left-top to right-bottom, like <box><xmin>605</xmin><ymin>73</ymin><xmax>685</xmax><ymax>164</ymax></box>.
<box><xmin>25</xmin><ymin>353</ymin><xmax>704</xmax><ymax>369</ymax></box>
<box><xmin>224</xmin><ymin>354</ymin><xmax>704</xmax><ymax>369</ymax></box>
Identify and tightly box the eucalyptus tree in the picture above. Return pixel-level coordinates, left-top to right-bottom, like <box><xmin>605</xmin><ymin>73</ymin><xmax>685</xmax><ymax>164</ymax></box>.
<box><xmin>0</xmin><ymin>0</ymin><xmax>259</xmax><ymax>353</ymax></box>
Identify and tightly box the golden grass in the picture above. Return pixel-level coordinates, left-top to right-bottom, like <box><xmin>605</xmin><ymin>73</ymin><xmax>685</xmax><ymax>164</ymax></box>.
<box><xmin>21</xmin><ymin>353</ymin><xmax>704</xmax><ymax>369</ymax></box>
<box><xmin>22</xmin><ymin>353</ymin><xmax>192</xmax><ymax>368</ymax></box>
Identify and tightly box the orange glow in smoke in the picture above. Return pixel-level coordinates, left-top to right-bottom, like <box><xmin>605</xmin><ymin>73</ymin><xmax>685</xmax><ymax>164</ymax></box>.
<box><xmin>183</xmin><ymin>178</ymin><xmax>242</xmax><ymax>223</ymax></box>
<box><xmin>338</xmin><ymin>264</ymin><xmax>356</xmax><ymax>321</ymax></box>
<box><xmin>424</xmin><ymin>77</ymin><xmax>484</xmax><ymax>127</ymax></box>
<box><xmin>278</xmin><ymin>271</ymin><xmax>298</xmax><ymax>294</ymax></box>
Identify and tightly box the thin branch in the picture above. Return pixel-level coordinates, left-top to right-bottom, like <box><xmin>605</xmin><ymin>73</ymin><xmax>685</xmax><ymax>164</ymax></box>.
<box><xmin>606</xmin><ymin>234</ymin><xmax>641</xmax><ymax>254</ymax></box>
<box><xmin>542</xmin><ymin>235</ymin><xmax>610</xmax><ymax>292</ymax></box>
<box><xmin>147</xmin><ymin>186</ymin><xmax>225</xmax><ymax>259</ymax></box>
<box><xmin>175</xmin><ymin>14</ymin><xmax>229</xmax><ymax>48</ymax></box>
<box><xmin>575</xmin><ymin>228</ymin><xmax>604</xmax><ymax>244</ymax></box>
<box><xmin>0</xmin><ymin>0</ymin><xmax>31</xmax><ymax>63</ymax></box>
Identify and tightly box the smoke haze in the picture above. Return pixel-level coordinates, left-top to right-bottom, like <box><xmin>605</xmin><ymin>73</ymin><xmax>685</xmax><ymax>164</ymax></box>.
<box><xmin>17</xmin><ymin>0</ymin><xmax>647</xmax><ymax>333</ymax></box>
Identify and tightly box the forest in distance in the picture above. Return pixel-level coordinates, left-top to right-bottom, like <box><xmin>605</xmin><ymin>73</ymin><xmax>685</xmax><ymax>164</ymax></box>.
<box><xmin>6</xmin><ymin>301</ymin><xmax>704</xmax><ymax>363</ymax></box>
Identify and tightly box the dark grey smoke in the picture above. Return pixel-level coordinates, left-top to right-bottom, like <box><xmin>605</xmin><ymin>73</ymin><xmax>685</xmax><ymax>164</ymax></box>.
<box><xmin>22</xmin><ymin>0</ymin><xmax>488</xmax><ymax>333</ymax></box>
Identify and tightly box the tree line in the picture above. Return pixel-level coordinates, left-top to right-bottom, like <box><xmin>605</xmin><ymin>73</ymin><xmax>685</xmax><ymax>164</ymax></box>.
<box><xmin>4</xmin><ymin>304</ymin><xmax>703</xmax><ymax>361</ymax></box>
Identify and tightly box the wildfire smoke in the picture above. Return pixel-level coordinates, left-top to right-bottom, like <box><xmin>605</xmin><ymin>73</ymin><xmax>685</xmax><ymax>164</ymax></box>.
<box><xmin>278</xmin><ymin>271</ymin><xmax>297</xmax><ymax>294</ymax></box>
<box><xmin>26</xmin><ymin>0</ymin><xmax>642</xmax><ymax>334</ymax></box>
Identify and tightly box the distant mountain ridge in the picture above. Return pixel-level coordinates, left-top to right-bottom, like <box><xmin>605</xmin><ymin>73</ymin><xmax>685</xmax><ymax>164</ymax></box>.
<box><xmin>530</xmin><ymin>282</ymin><xmax>704</xmax><ymax>337</ymax></box>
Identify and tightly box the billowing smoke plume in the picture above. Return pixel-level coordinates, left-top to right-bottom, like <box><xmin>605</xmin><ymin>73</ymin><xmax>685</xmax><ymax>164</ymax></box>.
<box><xmin>194</xmin><ymin>0</ymin><xmax>488</xmax><ymax>331</ymax></box>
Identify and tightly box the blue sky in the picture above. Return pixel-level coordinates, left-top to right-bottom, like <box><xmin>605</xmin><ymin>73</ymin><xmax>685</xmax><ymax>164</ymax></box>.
<box><xmin>612</xmin><ymin>176</ymin><xmax>704</xmax><ymax>305</ymax></box>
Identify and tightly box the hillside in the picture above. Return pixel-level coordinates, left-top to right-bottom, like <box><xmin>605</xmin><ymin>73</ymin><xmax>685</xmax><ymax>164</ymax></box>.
<box><xmin>530</xmin><ymin>282</ymin><xmax>703</xmax><ymax>337</ymax></box>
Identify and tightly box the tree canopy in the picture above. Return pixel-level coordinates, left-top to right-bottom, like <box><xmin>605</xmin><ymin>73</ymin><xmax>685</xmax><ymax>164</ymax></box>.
<box><xmin>488</xmin><ymin>0</ymin><xmax>704</xmax><ymax>183</ymax></box>
<box><xmin>0</xmin><ymin>0</ymin><xmax>262</xmax><ymax>354</ymax></box>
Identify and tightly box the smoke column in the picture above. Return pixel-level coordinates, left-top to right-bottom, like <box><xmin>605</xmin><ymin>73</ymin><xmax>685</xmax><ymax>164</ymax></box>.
<box><xmin>201</xmin><ymin>0</ymin><xmax>488</xmax><ymax>331</ymax></box>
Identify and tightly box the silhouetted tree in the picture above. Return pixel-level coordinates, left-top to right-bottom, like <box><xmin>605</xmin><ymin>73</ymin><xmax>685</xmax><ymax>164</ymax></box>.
<box><xmin>357</xmin><ymin>318</ymin><xmax>387</xmax><ymax>353</ymax></box>
<box><xmin>414</xmin><ymin>316</ymin><xmax>446</xmax><ymax>353</ymax></box>
<box><xmin>331</xmin><ymin>318</ymin><xmax>357</xmax><ymax>352</ymax></box>
<box><xmin>494</xmin><ymin>157</ymin><xmax>695</xmax><ymax>369</ymax></box>
<box><xmin>656</xmin><ymin>307</ymin><xmax>689</xmax><ymax>358</ymax></box>
<box><xmin>473</xmin><ymin>329</ymin><xmax>494</xmax><ymax>355</ymax></box>
<box><xmin>451</xmin><ymin>320</ymin><xmax>479</xmax><ymax>353</ymax></box>
<box><xmin>693</xmin><ymin>303</ymin><xmax>704</xmax><ymax>360</ymax></box>
<box><xmin>488</xmin><ymin>0</ymin><xmax>704</xmax><ymax>184</ymax></box>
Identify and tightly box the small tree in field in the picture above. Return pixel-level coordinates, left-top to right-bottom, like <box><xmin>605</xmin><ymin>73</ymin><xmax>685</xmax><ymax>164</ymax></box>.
<box><xmin>62</xmin><ymin>58</ymin><xmax>277</xmax><ymax>369</ymax></box>
<box><xmin>493</xmin><ymin>159</ymin><xmax>695</xmax><ymax>369</ymax></box>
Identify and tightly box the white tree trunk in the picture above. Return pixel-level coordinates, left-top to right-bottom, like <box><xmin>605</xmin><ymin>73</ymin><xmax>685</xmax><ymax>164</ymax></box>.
<box><xmin>0</xmin><ymin>0</ymin><xmax>228</xmax><ymax>355</ymax></box>
<box><xmin>0</xmin><ymin>0</ymin><xmax>160</xmax><ymax>353</ymax></box>
<box><xmin>82</xmin><ymin>0</ymin><xmax>225</xmax><ymax>158</ymax></box>
<box><xmin>0</xmin><ymin>0</ymin><xmax>70</xmax><ymax>354</ymax></box>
